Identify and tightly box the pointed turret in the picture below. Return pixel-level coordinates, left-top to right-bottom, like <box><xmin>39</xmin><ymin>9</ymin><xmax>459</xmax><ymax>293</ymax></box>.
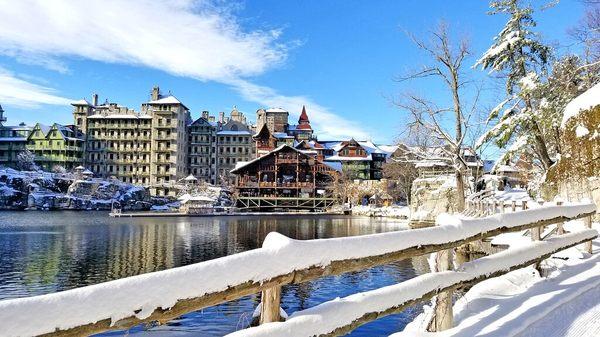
<box><xmin>296</xmin><ymin>105</ymin><xmax>312</xmax><ymax>130</ymax></box>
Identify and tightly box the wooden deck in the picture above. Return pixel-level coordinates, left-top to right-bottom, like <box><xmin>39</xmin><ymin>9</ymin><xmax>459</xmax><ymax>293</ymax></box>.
<box><xmin>109</xmin><ymin>210</ymin><xmax>343</xmax><ymax>218</ymax></box>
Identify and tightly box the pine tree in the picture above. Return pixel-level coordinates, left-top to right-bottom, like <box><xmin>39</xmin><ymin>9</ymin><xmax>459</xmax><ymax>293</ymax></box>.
<box><xmin>475</xmin><ymin>0</ymin><xmax>554</xmax><ymax>170</ymax></box>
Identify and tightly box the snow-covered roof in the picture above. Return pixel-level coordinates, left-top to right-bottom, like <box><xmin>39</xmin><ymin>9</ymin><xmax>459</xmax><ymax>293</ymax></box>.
<box><xmin>216</xmin><ymin>130</ymin><xmax>251</xmax><ymax>136</ymax></box>
<box><xmin>266</xmin><ymin>107</ymin><xmax>288</xmax><ymax>113</ymax></box>
<box><xmin>71</xmin><ymin>99</ymin><xmax>92</xmax><ymax>106</ymax></box>
<box><xmin>561</xmin><ymin>82</ymin><xmax>600</xmax><ymax>127</ymax></box>
<box><xmin>232</xmin><ymin>144</ymin><xmax>338</xmax><ymax>173</ymax></box>
<box><xmin>377</xmin><ymin>145</ymin><xmax>399</xmax><ymax>155</ymax></box>
<box><xmin>183</xmin><ymin>174</ymin><xmax>197</xmax><ymax>181</ymax></box>
<box><xmin>272</xmin><ymin>132</ymin><xmax>294</xmax><ymax>139</ymax></box>
<box><xmin>148</xmin><ymin>95</ymin><xmax>183</xmax><ymax>105</ymax></box>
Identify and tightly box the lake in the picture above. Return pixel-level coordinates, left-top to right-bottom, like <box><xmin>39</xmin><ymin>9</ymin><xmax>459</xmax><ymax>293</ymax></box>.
<box><xmin>0</xmin><ymin>211</ymin><xmax>429</xmax><ymax>336</ymax></box>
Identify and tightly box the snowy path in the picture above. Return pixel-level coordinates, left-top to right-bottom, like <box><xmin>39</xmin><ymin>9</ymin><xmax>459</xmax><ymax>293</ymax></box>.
<box><xmin>394</xmin><ymin>221</ymin><xmax>600</xmax><ymax>337</ymax></box>
<box><xmin>515</xmin><ymin>284</ymin><xmax>600</xmax><ymax>337</ymax></box>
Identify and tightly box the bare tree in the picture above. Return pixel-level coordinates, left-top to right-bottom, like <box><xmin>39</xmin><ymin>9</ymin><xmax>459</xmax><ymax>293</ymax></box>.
<box><xmin>394</xmin><ymin>23</ymin><xmax>480</xmax><ymax>211</ymax></box>
<box><xmin>331</xmin><ymin>168</ymin><xmax>355</xmax><ymax>206</ymax></box>
<box><xmin>383</xmin><ymin>157</ymin><xmax>417</xmax><ymax>204</ymax></box>
<box><xmin>16</xmin><ymin>150</ymin><xmax>37</xmax><ymax>171</ymax></box>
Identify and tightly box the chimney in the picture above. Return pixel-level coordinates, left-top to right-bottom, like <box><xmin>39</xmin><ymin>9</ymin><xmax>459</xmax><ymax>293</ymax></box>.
<box><xmin>92</xmin><ymin>93</ymin><xmax>98</xmax><ymax>106</ymax></box>
<box><xmin>219</xmin><ymin>111</ymin><xmax>225</xmax><ymax>123</ymax></box>
<box><xmin>202</xmin><ymin>111</ymin><xmax>209</xmax><ymax>119</ymax></box>
<box><xmin>151</xmin><ymin>86</ymin><xmax>160</xmax><ymax>101</ymax></box>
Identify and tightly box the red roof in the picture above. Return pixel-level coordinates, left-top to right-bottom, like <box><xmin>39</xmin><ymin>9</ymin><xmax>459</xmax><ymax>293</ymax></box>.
<box><xmin>296</xmin><ymin>105</ymin><xmax>312</xmax><ymax>130</ymax></box>
<box><xmin>298</xmin><ymin>105</ymin><xmax>310</xmax><ymax>123</ymax></box>
<box><xmin>296</xmin><ymin>123</ymin><xmax>312</xmax><ymax>130</ymax></box>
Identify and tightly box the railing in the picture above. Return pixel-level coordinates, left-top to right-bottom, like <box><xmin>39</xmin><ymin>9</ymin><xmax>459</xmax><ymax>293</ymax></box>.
<box><xmin>464</xmin><ymin>198</ymin><xmax>530</xmax><ymax>217</ymax></box>
<box><xmin>0</xmin><ymin>202</ymin><xmax>596</xmax><ymax>337</ymax></box>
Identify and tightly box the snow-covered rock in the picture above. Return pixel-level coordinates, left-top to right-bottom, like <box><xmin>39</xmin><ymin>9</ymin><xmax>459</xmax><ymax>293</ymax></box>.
<box><xmin>0</xmin><ymin>168</ymin><xmax>152</xmax><ymax>211</ymax></box>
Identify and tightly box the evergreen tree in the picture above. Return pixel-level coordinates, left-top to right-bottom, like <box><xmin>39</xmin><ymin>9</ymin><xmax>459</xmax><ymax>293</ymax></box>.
<box><xmin>475</xmin><ymin>0</ymin><xmax>554</xmax><ymax>170</ymax></box>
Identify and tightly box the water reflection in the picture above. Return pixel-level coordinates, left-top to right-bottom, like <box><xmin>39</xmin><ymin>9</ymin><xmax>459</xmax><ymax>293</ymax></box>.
<box><xmin>0</xmin><ymin>212</ymin><xmax>427</xmax><ymax>336</ymax></box>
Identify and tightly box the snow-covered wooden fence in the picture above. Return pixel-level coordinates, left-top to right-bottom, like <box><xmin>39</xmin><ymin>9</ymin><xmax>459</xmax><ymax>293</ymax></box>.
<box><xmin>0</xmin><ymin>202</ymin><xmax>596</xmax><ymax>337</ymax></box>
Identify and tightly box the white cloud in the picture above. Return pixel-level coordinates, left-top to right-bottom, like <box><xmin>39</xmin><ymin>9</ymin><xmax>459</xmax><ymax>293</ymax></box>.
<box><xmin>228</xmin><ymin>79</ymin><xmax>370</xmax><ymax>140</ymax></box>
<box><xmin>0</xmin><ymin>68</ymin><xmax>71</xmax><ymax>108</ymax></box>
<box><xmin>0</xmin><ymin>0</ymin><xmax>369</xmax><ymax>139</ymax></box>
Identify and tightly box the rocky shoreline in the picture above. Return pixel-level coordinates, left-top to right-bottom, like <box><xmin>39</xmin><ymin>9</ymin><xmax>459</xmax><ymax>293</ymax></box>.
<box><xmin>0</xmin><ymin>168</ymin><xmax>158</xmax><ymax>211</ymax></box>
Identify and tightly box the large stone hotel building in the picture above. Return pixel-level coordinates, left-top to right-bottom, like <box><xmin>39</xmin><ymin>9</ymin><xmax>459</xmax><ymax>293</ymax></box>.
<box><xmin>0</xmin><ymin>86</ymin><xmax>399</xmax><ymax>197</ymax></box>
<box><xmin>72</xmin><ymin>87</ymin><xmax>191</xmax><ymax>196</ymax></box>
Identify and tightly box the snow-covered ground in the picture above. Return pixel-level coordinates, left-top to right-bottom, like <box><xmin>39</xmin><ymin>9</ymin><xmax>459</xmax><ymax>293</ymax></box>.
<box><xmin>393</xmin><ymin>220</ymin><xmax>600</xmax><ymax>337</ymax></box>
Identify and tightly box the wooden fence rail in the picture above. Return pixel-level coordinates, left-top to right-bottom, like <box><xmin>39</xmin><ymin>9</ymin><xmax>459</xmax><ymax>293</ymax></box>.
<box><xmin>0</xmin><ymin>202</ymin><xmax>596</xmax><ymax>337</ymax></box>
<box><xmin>225</xmin><ymin>230</ymin><xmax>597</xmax><ymax>337</ymax></box>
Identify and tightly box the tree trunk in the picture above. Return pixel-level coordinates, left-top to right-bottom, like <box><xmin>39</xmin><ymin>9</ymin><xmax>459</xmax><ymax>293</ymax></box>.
<box><xmin>455</xmin><ymin>169</ymin><xmax>465</xmax><ymax>212</ymax></box>
<box><xmin>531</xmin><ymin>122</ymin><xmax>554</xmax><ymax>170</ymax></box>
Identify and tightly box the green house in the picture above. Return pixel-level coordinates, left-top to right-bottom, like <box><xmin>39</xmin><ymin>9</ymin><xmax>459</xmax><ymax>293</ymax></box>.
<box><xmin>26</xmin><ymin>123</ymin><xmax>84</xmax><ymax>171</ymax></box>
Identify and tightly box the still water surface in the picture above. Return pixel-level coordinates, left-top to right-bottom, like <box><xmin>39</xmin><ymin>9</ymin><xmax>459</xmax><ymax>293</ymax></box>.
<box><xmin>0</xmin><ymin>212</ymin><xmax>429</xmax><ymax>336</ymax></box>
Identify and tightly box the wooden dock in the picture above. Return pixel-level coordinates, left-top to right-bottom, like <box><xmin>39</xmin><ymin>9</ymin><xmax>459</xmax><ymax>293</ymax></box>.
<box><xmin>109</xmin><ymin>210</ymin><xmax>344</xmax><ymax>218</ymax></box>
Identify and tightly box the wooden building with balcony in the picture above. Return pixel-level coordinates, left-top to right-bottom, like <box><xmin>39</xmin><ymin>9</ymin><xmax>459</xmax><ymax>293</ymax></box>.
<box><xmin>231</xmin><ymin>145</ymin><xmax>339</xmax><ymax>211</ymax></box>
<box><xmin>26</xmin><ymin>123</ymin><xmax>84</xmax><ymax>171</ymax></box>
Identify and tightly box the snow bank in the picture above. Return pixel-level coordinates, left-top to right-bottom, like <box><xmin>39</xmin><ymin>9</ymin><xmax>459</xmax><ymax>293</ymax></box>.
<box><xmin>561</xmin><ymin>82</ymin><xmax>600</xmax><ymax>127</ymax></box>
<box><xmin>225</xmin><ymin>230</ymin><xmax>597</xmax><ymax>337</ymax></box>
<box><xmin>396</xmin><ymin>220</ymin><xmax>600</xmax><ymax>337</ymax></box>
<box><xmin>0</xmin><ymin>202</ymin><xmax>595</xmax><ymax>336</ymax></box>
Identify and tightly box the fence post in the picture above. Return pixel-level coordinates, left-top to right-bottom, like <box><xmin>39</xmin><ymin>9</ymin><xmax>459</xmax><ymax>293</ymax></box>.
<box><xmin>556</xmin><ymin>201</ymin><xmax>564</xmax><ymax>235</ymax></box>
<box><xmin>512</xmin><ymin>200</ymin><xmax>516</xmax><ymax>212</ymax></box>
<box><xmin>584</xmin><ymin>215</ymin><xmax>593</xmax><ymax>254</ymax></box>
<box><xmin>430</xmin><ymin>249</ymin><xmax>453</xmax><ymax>331</ymax></box>
<box><xmin>260</xmin><ymin>286</ymin><xmax>282</xmax><ymax>324</ymax></box>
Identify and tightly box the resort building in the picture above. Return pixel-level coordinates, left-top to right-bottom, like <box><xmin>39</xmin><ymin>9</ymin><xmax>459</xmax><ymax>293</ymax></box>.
<box><xmin>0</xmin><ymin>105</ymin><xmax>32</xmax><ymax>168</ymax></box>
<box><xmin>215</xmin><ymin>118</ymin><xmax>254</xmax><ymax>184</ymax></box>
<box><xmin>188</xmin><ymin>108</ymin><xmax>255</xmax><ymax>185</ymax></box>
<box><xmin>72</xmin><ymin>86</ymin><xmax>191</xmax><ymax>196</ymax></box>
<box><xmin>26</xmin><ymin>123</ymin><xmax>84</xmax><ymax>171</ymax></box>
<box><xmin>322</xmin><ymin>139</ymin><xmax>388</xmax><ymax>180</ymax></box>
<box><xmin>188</xmin><ymin>111</ymin><xmax>217</xmax><ymax>184</ymax></box>
<box><xmin>231</xmin><ymin>145</ymin><xmax>338</xmax><ymax>211</ymax></box>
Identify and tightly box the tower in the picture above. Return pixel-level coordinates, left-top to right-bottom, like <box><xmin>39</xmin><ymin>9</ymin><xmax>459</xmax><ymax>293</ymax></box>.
<box><xmin>0</xmin><ymin>104</ymin><xmax>6</xmax><ymax>125</ymax></box>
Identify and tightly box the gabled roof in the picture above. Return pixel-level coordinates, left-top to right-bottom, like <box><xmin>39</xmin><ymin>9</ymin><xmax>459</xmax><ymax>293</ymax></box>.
<box><xmin>231</xmin><ymin>144</ymin><xmax>340</xmax><ymax>174</ymax></box>
<box><xmin>295</xmin><ymin>140</ymin><xmax>324</xmax><ymax>150</ymax></box>
<box><xmin>253</xmin><ymin>123</ymin><xmax>274</xmax><ymax>139</ymax></box>
<box><xmin>189</xmin><ymin>117</ymin><xmax>211</xmax><ymax>126</ymax></box>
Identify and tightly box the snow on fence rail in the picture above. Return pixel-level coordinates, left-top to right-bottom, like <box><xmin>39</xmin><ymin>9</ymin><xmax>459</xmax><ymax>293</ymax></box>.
<box><xmin>225</xmin><ymin>230</ymin><xmax>597</xmax><ymax>337</ymax></box>
<box><xmin>0</xmin><ymin>202</ymin><xmax>596</xmax><ymax>337</ymax></box>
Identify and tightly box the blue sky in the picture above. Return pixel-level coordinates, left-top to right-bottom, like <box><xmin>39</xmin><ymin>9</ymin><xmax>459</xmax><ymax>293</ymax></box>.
<box><xmin>0</xmin><ymin>0</ymin><xmax>587</xmax><ymax>146</ymax></box>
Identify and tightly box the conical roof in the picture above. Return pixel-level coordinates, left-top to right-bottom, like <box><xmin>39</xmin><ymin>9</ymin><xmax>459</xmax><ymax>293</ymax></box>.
<box><xmin>296</xmin><ymin>105</ymin><xmax>312</xmax><ymax>130</ymax></box>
